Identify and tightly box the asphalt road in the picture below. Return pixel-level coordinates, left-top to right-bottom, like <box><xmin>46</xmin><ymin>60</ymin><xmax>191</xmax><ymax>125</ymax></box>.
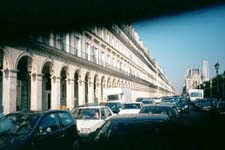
<box><xmin>175</xmin><ymin>105</ymin><xmax>225</xmax><ymax>149</ymax></box>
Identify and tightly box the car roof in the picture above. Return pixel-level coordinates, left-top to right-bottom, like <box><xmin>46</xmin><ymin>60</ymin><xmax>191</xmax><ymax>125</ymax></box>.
<box><xmin>110</xmin><ymin>114</ymin><xmax>169</xmax><ymax>121</ymax></box>
<box><xmin>143</xmin><ymin>104</ymin><xmax>174</xmax><ymax>107</ymax></box>
<box><xmin>5</xmin><ymin>110</ymin><xmax>70</xmax><ymax>116</ymax></box>
<box><xmin>76</xmin><ymin>106</ymin><xmax>108</xmax><ymax>109</ymax></box>
<box><xmin>124</xmin><ymin>102</ymin><xmax>142</xmax><ymax>104</ymax></box>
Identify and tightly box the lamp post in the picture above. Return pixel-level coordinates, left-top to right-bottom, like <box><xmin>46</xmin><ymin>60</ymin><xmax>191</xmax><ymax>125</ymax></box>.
<box><xmin>214</xmin><ymin>62</ymin><xmax>220</xmax><ymax>99</ymax></box>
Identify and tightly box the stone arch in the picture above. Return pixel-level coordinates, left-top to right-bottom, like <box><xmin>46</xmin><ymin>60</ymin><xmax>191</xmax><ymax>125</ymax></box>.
<box><xmin>74</xmin><ymin>69</ymin><xmax>80</xmax><ymax>107</ymax></box>
<box><xmin>100</xmin><ymin>76</ymin><xmax>106</xmax><ymax>101</ymax></box>
<box><xmin>117</xmin><ymin>79</ymin><xmax>120</xmax><ymax>87</ymax></box>
<box><xmin>107</xmin><ymin>77</ymin><xmax>111</xmax><ymax>88</ymax></box>
<box><xmin>84</xmin><ymin>72</ymin><xmax>90</xmax><ymax>104</ymax></box>
<box><xmin>15</xmin><ymin>51</ymin><xmax>32</xmax><ymax>70</ymax></box>
<box><xmin>112</xmin><ymin>78</ymin><xmax>116</xmax><ymax>88</ymax></box>
<box><xmin>93</xmin><ymin>74</ymin><xmax>98</xmax><ymax>103</ymax></box>
<box><xmin>40</xmin><ymin>58</ymin><xmax>53</xmax><ymax>75</ymax></box>
<box><xmin>60</xmin><ymin>66</ymin><xmax>68</xmax><ymax>110</ymax></box>
<box><xmin>16</xmin><ymin>55</ymin><xmax>32</xmax><ymax>112</ymax></box>
<box><xmin>41</xmin><ymin>61</ymin><xmax>53</xmax><ymax>111</ymax></box>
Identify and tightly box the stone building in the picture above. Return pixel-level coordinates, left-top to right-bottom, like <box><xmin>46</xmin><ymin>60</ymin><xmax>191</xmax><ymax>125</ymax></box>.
<box><xmin>0</xmin><ymin>23</ymin><xmax>175</xmax><ymax>114</ymax></box>
<box><xmin>185</xmin><ymin>68</ymin><xmax>203</xmax><ymax>93</ymax></box>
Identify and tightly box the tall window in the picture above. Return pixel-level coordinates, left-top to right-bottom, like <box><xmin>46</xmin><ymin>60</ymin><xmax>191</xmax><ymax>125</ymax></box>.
<box><xmin>111</xmin><ymin>36</ymin><xmax>114</xmax><ymax>47</ymax></box>
<box><xmin>102</xmin><ymin>52</ymin><xmax>105</xmax><ymax>66</ymax></box>
<box><xmin>94</xmin><ymin>47</ymin><xmax>98</xmax><ymax>64</ymax></box>
<box><xmin>115</xmin><ymin>41</ymin><xmax>118</xmax><ymax>49</ymax></box>
<box><xmin>60</xmin><ymin>33</ymin><xmax>66</xmax><ymax>51</ymax></box>
<box><xmin>75</xmin><ymin>36</ymin><xmax>81</xmax><ymax>57</ymax></box>
<box><xmin>106</xmin><ymin>32</ymin><xmax>110</xmax><ymax>43</ymax></box>
<box><xmin>85</xmin><ymin>42</ymin><xmax>90</xmax><ymax>60</ymax></box>
<box><xmin>107</xmin><ymin>55</ymin><xmax>111</xmax><ymax>65</ymax></box>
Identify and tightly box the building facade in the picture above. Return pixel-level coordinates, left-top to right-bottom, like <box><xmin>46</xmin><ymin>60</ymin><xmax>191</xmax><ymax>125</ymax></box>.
<box><xmin>0</xmin><ymin>23</ymin><xmax>175</xmax><ymax>114</ymax></box>
<box><xmin>185</xmin><ymin>68</ymin><xmax>203</xmax><ymax>93</ymax></box>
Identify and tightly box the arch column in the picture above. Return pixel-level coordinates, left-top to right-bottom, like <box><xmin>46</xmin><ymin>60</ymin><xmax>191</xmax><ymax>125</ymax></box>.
<box><xmin>2</xmin><ymin>69</ymin><xmax>17</xmax><ymax>114</ymax></box>
<box><xmin>30</xmin><ymin>73</ymin><xmax>43</xmax><ymax>111</ymax></box>
<box><xmin>95</xmin><ymin>77</ymin><xmax>102</xmax><ymax>103</ymax></box>
<box><xmin>51</xmin><ymin>76</ymin><xmax>61</xmax><ymax>110</ymax></box>
<box><xmin>88</xmin><ymin>80</ymin><xmax>94</xmax><ymax>103</ymax></box>
<box><xmin>78</xmin><ymin>76</ymin><xmax>85</xmax><ymax>105</ymax></box>
<box><xmin>66</xmin><ymin>78</ymin><xmax>74</xmax><ymax>110</ymax></box>
<box><xmin>88</xmin><ymin>72</ymin><xmax>95</xmax><ymax>103</ymax></box>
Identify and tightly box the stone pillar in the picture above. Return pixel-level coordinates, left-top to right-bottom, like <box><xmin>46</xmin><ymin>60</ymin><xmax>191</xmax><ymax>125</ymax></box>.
<box><xmin>66</xmin><ymin>78</ymin><xmax>74</xmax><ymax>110</ymax></box>
<box><xmin>102</xmin><ymin>82</ymin><xmax>107</xmax><ymax>102</ymax></box>
<box><xmin>2</xmin><ymin>69</ymin><xmax>17</xmax><ymax>114</ymax></box>
<box><xmin>78</xmin><ymin>78</ymin><xmax>85</xmax><ymax>105</ymax></box>
<box><xmin>88</xmin><ymin>81</ymin><xmax>94</xmax><ymax>103</ymax></box>
<box><xmin>96</xmin><ymin>80</ymin><xmax>101</xmax><ymax>103</ymax></box>
<box><xmin>51</xmin><ymin>76</ymin><xmax>61</xmax><ymax>110</ymax></box>
<box><xmin>30</xmin><ymin>73</ymin><xmax>43</xmax><ymax>111</ymax></box>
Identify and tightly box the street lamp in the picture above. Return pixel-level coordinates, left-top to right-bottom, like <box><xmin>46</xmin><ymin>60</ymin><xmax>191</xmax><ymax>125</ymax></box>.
<box><xmin>214</xmin><ymin>62</ymin><xmax>220</xmax><ymax>99</ymax></box>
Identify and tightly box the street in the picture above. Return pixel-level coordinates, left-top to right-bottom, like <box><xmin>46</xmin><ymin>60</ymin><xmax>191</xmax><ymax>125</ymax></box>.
<box><xmin>173</xmin><ymin>104</ymin><xmax>225</xmax><ymax>149</ymax></box>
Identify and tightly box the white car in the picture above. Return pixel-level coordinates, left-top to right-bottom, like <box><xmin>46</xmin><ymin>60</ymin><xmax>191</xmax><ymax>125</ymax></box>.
<box><xmin>71</xmin><ymin>106</ymin><xmax>114</xmax><ymax>137</ymax></box>
<box><xmin>118</xmin><ymin>102</ymin><xmax>143</xmax><ymax>115</ymax></box>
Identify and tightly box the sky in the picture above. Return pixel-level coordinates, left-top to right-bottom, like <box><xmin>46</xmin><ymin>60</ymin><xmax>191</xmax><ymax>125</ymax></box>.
<box><xmin>133</xmin><ymin>4</ymin><xmax>225</xmax><ymax>94</ymax></box>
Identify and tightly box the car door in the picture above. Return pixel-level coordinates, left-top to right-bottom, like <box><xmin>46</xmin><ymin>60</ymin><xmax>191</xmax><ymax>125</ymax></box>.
<box><xmin>57</xmin><ymin>111</ymin><xmax>79</xmax><ymax>149</ymax></box>
<box><xmin>33</xmin><ymin>113</ymin><xmax>61</xmax><ymax>150</ymax></box>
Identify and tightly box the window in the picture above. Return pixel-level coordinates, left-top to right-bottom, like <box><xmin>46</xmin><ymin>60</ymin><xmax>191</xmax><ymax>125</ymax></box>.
<box><xmin>85</xmin><ymin>42</ymin><xmax>90</xmax><ymax>60</ymax></box>
<box><xmin>75</xmin><ymin>36</ymin><xmax>81</xmax><ymax>57</ymax></box>
<box><xmin>60</xmin><ymin>33</ymin><xmax>66</xmax><ymax>51</ymax></box>
<box><xmin>106</xmin><ymin>32</ymin><xmax>110</xmax><ymax>43</ymax></box>
<box><xmin>104</xmin><ymin>107</ymin><xmax>112</xmax><ymax>117</ymax></box>
<box><xmin>111</xmin><ymin>36</ymin><xmax>114</xmax><ymax>46</ymax></box>
<box><xmin>57</xmin><ymin>112</ymin><xmax>74</xmax><ymax>127</ymax></box>
<box><xmin>94</xmin><ymin>47</ymin><xmax>98</xmax><ymax>64</ymax></box>
<box><xmin>38</xmin><ymin>113</ymin><xmax>60</xmax><ymax>134</ymax></box>
<box><xmin>102</xmin><ymin>51</ymin><xmax>105</xmax><ymax>66</ymax></box>
<box><xmin>107</xmin><ymin>55</ymin><xmax>111</xmax><ymax>65</ymax></box>
<box><xmin>101</xmin><ymin>108</ymin><xmax>106</xmax><ymax>119</ymax></box>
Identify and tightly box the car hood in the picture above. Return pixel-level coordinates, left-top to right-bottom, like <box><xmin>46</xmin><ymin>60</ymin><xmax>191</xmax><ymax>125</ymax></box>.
<box><xmin>118</xmin><ymin>109</ymin><xmax>140</xmax><ymax>115</ymax></box>
<box><xmin>0</xmin><ymin>134</ymin><xmax>24</xmax><ymax>150</ymax></box>
<box><xmin>76</xmin><ymin>120</ymin><xmax>105</xmax><ymax>132</ymax></box>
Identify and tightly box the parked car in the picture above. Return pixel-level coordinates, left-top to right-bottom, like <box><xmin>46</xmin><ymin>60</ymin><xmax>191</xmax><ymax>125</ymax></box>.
<box><xmin>0</xmin><ymin>110</ymin><xmax>79</xmax><ymax>150</ymax></box>
<box><xmin>0</xmin><ymin>113</ymin><xmax>4</xmax><ymax>119</ymax></box>
<box><xmin>139</xmin><ymin>104</ymin><xmax>180</xmax><ymax>120</ymax></box>
<box><xmin>141</xmin><ymin>98</ymin><xmax>155</xmax><ymax>105</ymax></box>
<box><xmin>194</xmin><ymin>99</ymin><xmax>212</xmax><ymax>111</ymax></box>
<box><xmin>105</xmin><ymin>101</ymin><xmax>124</xmax><ymax>114</ymax></box>
<box><xmin>71</xmin><ymin>106</ymin><xmax>114</xmax><ymax>137</ymax></box>
<box><xmin>216</xmin><ymin>101</ymin><xmax>225</xmax><ymax>115</ymax></box>
<box><xmin>73</xmin><ymin>114</ymin><xmax>172</xmax><ymax>150</ymax></box>
<box><xmin>118</xmin><ymin>102</ymin><xmax>143</xmax><ymax>115</ymax></box>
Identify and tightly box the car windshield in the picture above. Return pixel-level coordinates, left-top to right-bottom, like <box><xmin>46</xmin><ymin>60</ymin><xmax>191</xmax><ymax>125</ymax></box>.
<box><xmin>0</xmin><ymin>113</ymin><xmax>39</xmax><ymax>135</ymax></box>
<box><xmin>72</xmin><ymin>108</ymin><xmax>100</xmax><ymax>120</ymax></box>
<box><xmin>124</xmin><ymin>104</ymin><xmax>141</xmax><ymax>109</ymax></box>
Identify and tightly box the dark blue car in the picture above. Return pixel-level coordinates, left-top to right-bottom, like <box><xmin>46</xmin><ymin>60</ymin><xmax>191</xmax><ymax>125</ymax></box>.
<box><xmin>0</xmin><ymin>110</ymin><xmax>79</xmax><ymax>150</ymax></box>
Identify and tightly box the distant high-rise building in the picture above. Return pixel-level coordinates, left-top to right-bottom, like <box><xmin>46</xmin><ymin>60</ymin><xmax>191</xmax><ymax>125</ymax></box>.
<box><xmin>203</xmin><ymin>60</ymin><xmax>209</xmax><ymax>81</ymax></box>
<box><xmin>185</xmin><ymin>68</ymin><xmax>202</xmax><ymax>93</ymax></box>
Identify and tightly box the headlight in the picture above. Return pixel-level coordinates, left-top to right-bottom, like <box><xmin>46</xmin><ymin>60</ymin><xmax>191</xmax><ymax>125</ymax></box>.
<box><xmin>80</xmin><ymin>128</ymin><xmax>91</xmax><ymax>133</ymax></box>
<box><xmin>184</xmin><ymin>105</ymin><xmax>188</xmax><ymax>108</ymax></box>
